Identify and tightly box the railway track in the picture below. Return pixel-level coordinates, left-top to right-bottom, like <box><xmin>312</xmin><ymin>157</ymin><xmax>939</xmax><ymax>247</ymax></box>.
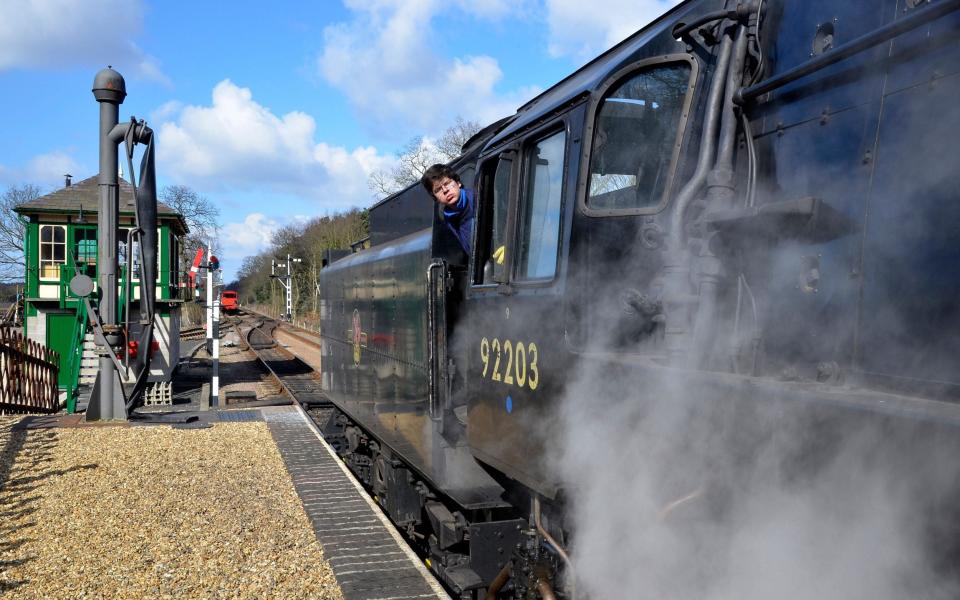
<box><xmin>237</xmin><ymin>312</ymin><xmax>331</xmax><ymax>408</ymax></box>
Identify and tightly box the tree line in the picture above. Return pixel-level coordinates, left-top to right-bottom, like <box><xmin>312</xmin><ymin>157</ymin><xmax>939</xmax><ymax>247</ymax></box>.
<box><xmin>232</xmin><ymin>209</ymin><xmax>369</xmax><ymax>322</ymax></box>
<box><xmin>233</xmin><ymin>117</ymin><xmax>481</xmax><ymax>324</ymax></box>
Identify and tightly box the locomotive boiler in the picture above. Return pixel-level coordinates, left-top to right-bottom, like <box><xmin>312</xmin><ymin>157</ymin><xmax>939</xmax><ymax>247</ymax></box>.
<box><xmin>319</xmin><ymin>1</ymin><xmax>960</xmax><ymax>597</ymax></box>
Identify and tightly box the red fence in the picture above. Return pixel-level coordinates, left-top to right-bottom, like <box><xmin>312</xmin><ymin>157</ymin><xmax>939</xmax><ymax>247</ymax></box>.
<box><xmin>0</xmin><ymin>327</ymin><xmax>60</xmax><ymax>414</ymax></box>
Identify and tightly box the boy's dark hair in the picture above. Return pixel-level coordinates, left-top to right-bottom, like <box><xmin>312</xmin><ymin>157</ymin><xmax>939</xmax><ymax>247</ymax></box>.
<box><xmin>421</xmin><ymin>163</ymin><xmax>460</xmax><ymax>195</ymax></box>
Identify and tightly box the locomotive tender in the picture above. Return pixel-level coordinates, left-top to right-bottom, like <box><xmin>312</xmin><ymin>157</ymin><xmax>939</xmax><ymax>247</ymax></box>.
<box><xmin>319</xmin><ymin>1</ymin><xmax>960</xmax><ymax>597</ymax></box>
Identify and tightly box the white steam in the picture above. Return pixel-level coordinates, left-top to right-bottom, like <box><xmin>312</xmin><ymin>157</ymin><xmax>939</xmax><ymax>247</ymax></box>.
<box><xmin>552</xmin><ymin>361</ymin><xmax>960</xmax><ymax>600</ymax></box>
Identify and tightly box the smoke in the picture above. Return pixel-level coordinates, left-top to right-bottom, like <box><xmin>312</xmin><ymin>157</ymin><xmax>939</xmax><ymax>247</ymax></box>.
<box><xmin>546</xmin><ymin>268</ymin><xmax>960</xmax><ymax>600</ymax></box>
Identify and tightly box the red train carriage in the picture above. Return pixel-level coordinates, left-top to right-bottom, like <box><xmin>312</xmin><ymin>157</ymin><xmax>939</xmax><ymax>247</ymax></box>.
<box><xmin>220</xmin><ymin>290</ymin><xmax>239</xmax><ymax>314</ymax></box>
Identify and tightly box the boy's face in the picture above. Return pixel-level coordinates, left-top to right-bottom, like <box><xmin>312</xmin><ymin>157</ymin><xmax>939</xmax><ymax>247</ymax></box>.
<box><xmin>431</xmin><ymin>177</ymin><xmax>462</xmax><ymax>206</ymax></box>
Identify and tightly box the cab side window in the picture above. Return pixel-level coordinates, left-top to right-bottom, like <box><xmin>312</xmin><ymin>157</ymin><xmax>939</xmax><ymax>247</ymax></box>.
<box><xmin>474</xmin><ymin>155</ymin><xmax>513</xmax><ymax>285</ymax></box>
<box><xmin>587</xmin><ymin>62</ymin><xmax>691</xmax><ymax>211</ymax></box>
<box><xmin>517</xmin><ymin>130</ymin><xmax>565</xmax><ymax>280</ymax></box>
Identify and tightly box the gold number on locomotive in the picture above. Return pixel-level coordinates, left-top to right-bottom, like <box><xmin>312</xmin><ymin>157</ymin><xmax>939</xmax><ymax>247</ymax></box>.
<box><xmin>479</xmin><ymin>337</ymin><xmax>539</xmax><ymax>390</ymax></box>
<box><xmin>515</xmin><ymin>342</ymin><xmax>527</xmax><ymax>387</ymax></box>
<box><xmin>480</xmin><ymin>337</ymin><xmax>490</xmax><ymax>377</ymax></box>
<box><xmin>528</xmin><ymin>342</ymin><xmax>539</xmax><ymax>391</ymax></box>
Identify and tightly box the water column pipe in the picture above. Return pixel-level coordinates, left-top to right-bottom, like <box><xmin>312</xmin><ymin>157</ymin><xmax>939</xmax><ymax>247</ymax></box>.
<box><xmin>88</xmin><ymin>67</ymin><xmax>128</xmax><ymax>421</ymax></box>
<box><xmin>89</xmin><ymin>68</ymin><xmax>155</xmax><ymax>420</ymax></box>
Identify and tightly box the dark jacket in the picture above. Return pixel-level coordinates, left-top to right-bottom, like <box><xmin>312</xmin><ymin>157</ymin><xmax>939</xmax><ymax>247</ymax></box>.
<box><xmin>442</xmin><ymin>188</ymin><xmax>474</xmax><ymax>255</ymax></box>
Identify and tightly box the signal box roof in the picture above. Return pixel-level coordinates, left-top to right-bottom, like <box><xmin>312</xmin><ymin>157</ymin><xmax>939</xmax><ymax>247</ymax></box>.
<box><xmin>14</xmin><ymin>175</ymin><xmax>188</xmax><ymax>235</ymax></box>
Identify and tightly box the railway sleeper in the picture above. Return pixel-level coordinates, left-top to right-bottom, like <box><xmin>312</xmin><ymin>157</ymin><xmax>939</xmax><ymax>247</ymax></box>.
<box><xmin>317</xmin><ymin>407</ymin><xmax>565</xmax><ymax>599</ymax></box>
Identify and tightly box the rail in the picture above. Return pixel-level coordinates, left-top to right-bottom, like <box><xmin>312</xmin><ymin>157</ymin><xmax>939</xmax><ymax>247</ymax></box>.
<box><xmin>0</xmin><ymin>327</ymin><xmax>60</xmax><ymax>414</ymax></box>
<box><xmin>241</xmin><ymin>313</ymin><xmax>332</xmax><ymax>408</ymax></box>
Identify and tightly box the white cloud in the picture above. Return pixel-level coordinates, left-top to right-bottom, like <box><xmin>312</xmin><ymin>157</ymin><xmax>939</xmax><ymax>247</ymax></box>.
<box><xmin>150</xmin><ymin>100</ymin><xmax>183</xmax><ymax>124</ymax></box>
<box><xmin>0</xmin><ymin>0</ymin><xmax>169</xmax><ymax>83</ymax></box>
<box><xmin>26</xmin><ymin>151</ymin><xmax>82</xmax><ymax>184</ymax></box>
<box><xmin>156</xmin><ymin>80</ymin><xmax>394</xmax><ymax>211</ymax></box>
<box><xmin>317</xmin><ymin>0</ymin><xmax>537</xmax><ymax>137</ymax></box>
<box><xmin>544</xmin><ymin>0</ymin><xmax>684</xmax><ymax>62</ymax></box>
<box><xmin>137</xmin><ymin>56</ymin><xmax>173</xmax><ymax>88</ymax></box>
<box><xmin>221</xmin><ymin>213</ymin><xmax>280</xmax><ymax>258</ymax></box>
<box><xmin>0</xmin><ymin>150</ymin><xmax>83</xmax><ymax>189</ymax></box>
<box><xmin>453</xmin><ymin>0</ymin><xmax>527</xmax><ymax>20</ymax></box>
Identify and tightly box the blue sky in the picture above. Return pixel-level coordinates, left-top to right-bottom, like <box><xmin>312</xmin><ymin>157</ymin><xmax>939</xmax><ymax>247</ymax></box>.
<box><xmin>0</xmin><ymin>0</ymin><xmax>680</xmax><ymax>281</ymax></box>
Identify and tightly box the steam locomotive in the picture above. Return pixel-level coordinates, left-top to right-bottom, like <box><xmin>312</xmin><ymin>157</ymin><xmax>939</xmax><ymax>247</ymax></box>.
<box><xmin>318</xmin><ymin>1</ymin><xmax>960</xmax><ymax>597</ymax></box>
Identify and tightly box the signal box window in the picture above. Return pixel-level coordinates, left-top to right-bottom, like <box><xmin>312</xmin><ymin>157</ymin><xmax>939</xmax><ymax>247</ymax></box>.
<box><xmin>39</xmin><ymin>225</ymin><xmax>66</xmax><ymax>280</ymax></box>
<box><xmin>588</xmin><ymin>63</ymin><xmax>691</xmax><ymax>211</ymax></box>
<box><xmin>474</xmin><ymin>156</ymin><xmax>513</xmax><ymax>285</ymax></box>
<box><xmin>517</xmin><ymin>130</ymin><xmax>565</xmax><ymax>280</ymax></box>
<box><xmin>74</xmin><ymin>228</ymin><xmax>97</xmax><ymax>265</ymax></box>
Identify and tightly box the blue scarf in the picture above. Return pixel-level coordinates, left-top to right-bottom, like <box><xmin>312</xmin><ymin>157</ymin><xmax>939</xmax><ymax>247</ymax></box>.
<box><xmin>443</xmin><ymin>189</ymin><xmax>469</xmax><ymax>221</ymax></box>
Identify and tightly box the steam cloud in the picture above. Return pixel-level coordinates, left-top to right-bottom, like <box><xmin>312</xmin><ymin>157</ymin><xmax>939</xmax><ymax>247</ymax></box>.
<box><xmin>551</xmin><ymin>330</ymin><xmax>960</xmax><ymax>599</ymax></box>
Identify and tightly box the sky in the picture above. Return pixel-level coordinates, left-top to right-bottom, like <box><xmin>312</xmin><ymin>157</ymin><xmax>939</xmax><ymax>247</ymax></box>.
<box><xmin>0</xmin><ymin>0</ymin><xmax>682</xmax><ymax>282</ymax></box>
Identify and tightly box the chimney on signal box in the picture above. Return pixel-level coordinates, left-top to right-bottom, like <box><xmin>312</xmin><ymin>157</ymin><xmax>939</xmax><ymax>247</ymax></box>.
<box><xmin>64</xmin><ymin>174</ymin><xmax>72</xmax><ymax>187</ymax></box>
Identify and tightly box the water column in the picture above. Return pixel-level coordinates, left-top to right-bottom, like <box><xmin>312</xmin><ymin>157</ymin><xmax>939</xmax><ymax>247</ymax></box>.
<box><xmin>88</xmin><ymin>67</ymin><xmax>128</xmax><ymax>421</ymax></box>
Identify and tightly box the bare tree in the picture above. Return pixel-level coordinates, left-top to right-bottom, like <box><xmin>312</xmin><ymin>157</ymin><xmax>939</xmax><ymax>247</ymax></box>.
<box><xmin>0</xmin><ymin>184</ymin><xmax>41</xmax><ymax>283</ymax></box>
<box><xmin>159</xmin><ymin>185</ymin><xmax>222</xmax><ymax>279</ymax></box>
<box><xmin>436</xmin><ymin>116</ymin><xmax>482</xmax><ymax>161</ymax></box>
<box><xmin>368</xmin><ymin>117</ymin><xmax>482</xmax><ymax>199</ymax></box>
<box><xmin>160</xmin><ymin>185</ymin><xmax>220</xmax><ymax>243</ymax></box>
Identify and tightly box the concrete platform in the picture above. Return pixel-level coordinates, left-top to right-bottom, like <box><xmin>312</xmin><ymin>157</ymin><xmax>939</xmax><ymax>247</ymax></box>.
<box><xmin>264</xmin><ymin>405</ymin><xmax>449</xmax><ymax>600</ymax></box>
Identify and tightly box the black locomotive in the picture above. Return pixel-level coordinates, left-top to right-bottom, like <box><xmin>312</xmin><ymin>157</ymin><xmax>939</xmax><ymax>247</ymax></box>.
<box><xmin>319</xmin><ymin>1</ymin><xmax>960</xmax><ymax>598</ymax></box>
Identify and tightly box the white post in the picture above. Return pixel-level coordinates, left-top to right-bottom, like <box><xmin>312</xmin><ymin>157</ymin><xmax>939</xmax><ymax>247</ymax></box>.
<box><xmin>212</xmin><ymin>289</ymin><xmax>220</xmax><ymax>408</ymax></box>
<box><xmin>286</xmin><ymin>253</ymin><xmax>293</xmax><ymax>321</ymax></box>
<box><xmin>206</xmin><ymin>246</ymin><xmax>213</xmax><ymax>354</ymax></box>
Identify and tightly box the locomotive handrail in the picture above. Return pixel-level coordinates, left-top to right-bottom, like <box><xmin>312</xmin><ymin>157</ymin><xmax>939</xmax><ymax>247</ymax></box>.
<box><xmin>734</xmin><ymin>0</ymin><xmax>960</xmax><ymax>105</ymax></box>
<box><xmin>426</xmin><ymin>260</ymin><xmax>447</xmax><ymax>423</ymax></box>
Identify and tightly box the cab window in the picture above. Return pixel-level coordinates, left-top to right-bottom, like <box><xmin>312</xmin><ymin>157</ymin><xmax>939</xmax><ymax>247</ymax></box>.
<box><xmin>474</xmin><ymin>155</ymin><xmax>513</xmax><ymax>285</ymax></box>
<box><xmin>516</xmin><ymin>130</ymin><xmax>565</xmax><ymax>281</ymax></box>
<box><xmin>587</xmin><ymin>62</ymin><xmax>691</xmax><ymax>211</ymax></box>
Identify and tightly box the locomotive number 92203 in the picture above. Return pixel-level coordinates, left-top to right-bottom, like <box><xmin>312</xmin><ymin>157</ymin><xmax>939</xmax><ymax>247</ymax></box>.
<box><xmin>479</xmin><ymin>337</ymin><xmax>539</xmax><ymax>390</ymax></box>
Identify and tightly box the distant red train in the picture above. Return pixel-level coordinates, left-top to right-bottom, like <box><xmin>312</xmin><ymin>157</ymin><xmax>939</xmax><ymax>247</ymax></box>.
<box><xmin>220</xmin><ymin>290</ymin><xmax>239</xmax><ymax>313</ymax></box>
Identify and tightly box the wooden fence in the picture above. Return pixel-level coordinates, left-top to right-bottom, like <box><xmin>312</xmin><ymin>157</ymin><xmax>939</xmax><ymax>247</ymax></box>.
<box><xmin>0</xmin><ymin>327</ymin><xmax>60</xmax><ymax>414</ymax></box>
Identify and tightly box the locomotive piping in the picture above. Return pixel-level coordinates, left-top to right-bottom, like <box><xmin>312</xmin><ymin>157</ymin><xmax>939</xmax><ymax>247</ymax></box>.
<box><xmin>671</xmin><ymin>2</ymin><xmax>756</xmax><ymax>40</ymax></box>
<box><xmin>691</xmin><ymin>23</ymin><xmax>751</xmax><ymax>369</ymax></box>
<box><xmin>536</xmin><ymin>579</ymin><xmax>558</xmax><ymax>600</ymax></box>
<box><xmin>657</xmin><ymin>488</ymin><xmax>704</xmax><ymax>521</ymax></box>
<box><xmin>733</xmin><ymin>0</ymin><xmax>960</xmax><ymax>105</ymax></box>
<box><xmin>486</xmin><ymin>562</ymin><xmax>512</xmax><ymax>600</ymax></box>
<box><xmin>667</xmin><ymin>32</ymin><xmax>733</xmax><ymax>251</ymax></box>
<box><xmin>663</xmin><ymin>26</ymin><xmax>734</xmax><ymax>364</ymax></box>
<box><xmin>714</xmin><ymin>25</ymin><xmax>749</xmax><ymax>176</ymax></box>
<box><xmin>534</xmin><ymin>496</ymin><xmax>576</xmax><ymax>600</ymax></box>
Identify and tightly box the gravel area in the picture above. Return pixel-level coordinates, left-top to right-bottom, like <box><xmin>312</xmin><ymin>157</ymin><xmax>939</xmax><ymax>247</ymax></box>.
<box><xmin>0</xmin><ymin>416</ymin><xmax>343</xmax><ymax>599</ymax></box>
